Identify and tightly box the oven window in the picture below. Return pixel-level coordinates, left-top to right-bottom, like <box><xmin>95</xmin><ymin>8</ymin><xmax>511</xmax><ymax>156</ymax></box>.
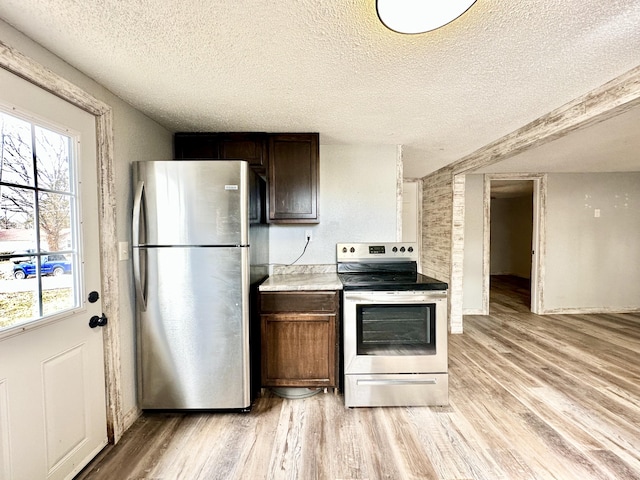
<box><xmin>356</xmin><ymin>303</ymin><xmax>436</xmax><ymax>355</ymax></box>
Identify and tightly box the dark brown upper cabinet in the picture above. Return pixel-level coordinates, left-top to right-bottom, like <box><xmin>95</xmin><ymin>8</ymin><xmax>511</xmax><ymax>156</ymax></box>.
<box><xmin>174</xmin><ymin>132</ymin><xmax>268</xmax><ymax>176</ymax></box>
<box><xmin>268</xmin><ymin>133</ymin><xmax>319</xmax><ymax>224</ymax></box>
<box><xmin>174</xmin><ymin>132</ymin><xmax>319</xmax><ymax>224</ymax></box>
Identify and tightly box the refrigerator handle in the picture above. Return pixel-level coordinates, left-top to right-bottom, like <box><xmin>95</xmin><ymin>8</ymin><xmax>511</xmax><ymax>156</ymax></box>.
<box><xmin>132</xmin><ymin>180</ymin><xmax>147</xmax><ymax>311</ymax></box>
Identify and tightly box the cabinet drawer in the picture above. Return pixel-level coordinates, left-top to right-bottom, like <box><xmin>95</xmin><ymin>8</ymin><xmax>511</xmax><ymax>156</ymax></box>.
<box><xmin>260</xmin><ymin>291</ymin><xmax>339</xmax><ymax>313</ymax></box>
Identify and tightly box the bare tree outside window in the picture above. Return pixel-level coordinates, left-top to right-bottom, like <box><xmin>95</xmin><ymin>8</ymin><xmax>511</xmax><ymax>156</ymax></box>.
<box><xmin>36</xmin><ymin>126</ymin><xmax>72</xmax><ymax>252</ymax></box>
<box><xmin>0</xmin><ymin>110</ymin><xmax>79</xmax><ymax>328</ymax></box>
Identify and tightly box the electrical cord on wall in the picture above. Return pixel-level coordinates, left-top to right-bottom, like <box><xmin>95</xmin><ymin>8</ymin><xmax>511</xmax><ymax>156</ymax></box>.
<box><xmin>288</xmin><ymin>235</ymin><xmax>311</xmax><ymax>265</ymax></box>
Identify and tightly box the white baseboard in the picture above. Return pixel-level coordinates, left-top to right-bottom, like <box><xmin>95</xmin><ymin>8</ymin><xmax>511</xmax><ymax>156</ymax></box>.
<box><xmin>541</xmin><ymin>307</ymin><xmax>640</xmax><ymax>315</ymax></box>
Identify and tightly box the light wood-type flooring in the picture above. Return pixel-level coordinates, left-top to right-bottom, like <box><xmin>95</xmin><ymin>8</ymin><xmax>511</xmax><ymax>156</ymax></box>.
<box><xmin>76</xmin><ymin>279</ymin><xmax>640</xmax><ymax>479</ymax></box>
<box><xmin>490</xmin><ymin>275</ymin><xmax>532</xmax><ymax>314</ymax></box>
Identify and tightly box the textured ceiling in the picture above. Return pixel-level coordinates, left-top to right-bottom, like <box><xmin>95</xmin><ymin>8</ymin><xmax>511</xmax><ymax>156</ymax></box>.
<box><xmin>0</xmin><ymin>0</ymin><xmax>639</xmax><ymax>177</ymax></box>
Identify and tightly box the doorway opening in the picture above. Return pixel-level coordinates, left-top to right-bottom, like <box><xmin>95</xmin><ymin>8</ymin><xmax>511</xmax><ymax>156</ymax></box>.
<box><xmin>489</xmin><ymin>180</ymin><xmax>533</xmax><ymax>313</ymax></box>
<box><xmin>483</xmin><ymin>175</ymin><xmax>545</xmax><ymax>315</ymax></box>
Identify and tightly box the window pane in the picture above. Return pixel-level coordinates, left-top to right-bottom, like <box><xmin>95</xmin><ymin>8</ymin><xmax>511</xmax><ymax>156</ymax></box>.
<box><xmin>42</xmin><ymin>254</ymin><xmax>76</xmax><ymax>316</ymax></box>
<box><xmin>0</xmin><ymin>110</ymin><xmax>80</xmax><ymax>331</ymax></box>
<box><xmin>35</xmin><ymin>126</ymin><xmax>71</xmax><ymax>193</ymax></box>
<box><xmin>0</xmin><ymin>289</ymin><xmax>39</xmax><ymax>328</ymax></box>
<box><xmin>0</xmin><ymin>187</ymin><xmax>37</xmax><ymax>328</ymax></box>
<box><xmin>0</xmin><ymin>185</ymin><xmax>37</xmax><ymax>251</ymax></box>
<box><xmin>38</xmin><ymin>191</ymin><xmax>72</xmax><ymax>252</ymax></box>
<box><xmin>0</xmin><ymin>111</ymin><xmax>34</xmax><ymax>187</ymax></box>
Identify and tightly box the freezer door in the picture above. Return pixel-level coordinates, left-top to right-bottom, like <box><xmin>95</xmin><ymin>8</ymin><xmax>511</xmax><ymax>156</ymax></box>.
<box><xmin>133</xmin><ymin>160</ymin><xmax>249</xmax><ymax>246</ymax></box>
<box><xmin>138</xmin><ymin>246</ymin><xmax>250</xmax><ymax>409</ymax></box>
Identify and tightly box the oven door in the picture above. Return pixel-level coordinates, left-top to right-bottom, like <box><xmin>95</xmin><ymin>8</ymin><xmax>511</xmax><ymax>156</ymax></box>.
<box><xmin>343</xmin><ymin>290</ymin><xmax>448</xmax><ymax>375</ymax></box>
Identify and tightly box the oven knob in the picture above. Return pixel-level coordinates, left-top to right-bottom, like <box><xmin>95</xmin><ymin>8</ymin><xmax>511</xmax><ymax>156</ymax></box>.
<box><xmin>350</xmin><ymin>247</ymin><xmax>355</xmax><ymax>253</ymax></box>
<box><xmin>392</xmin><ymin>246</ymin><xmax>398</xmax><ymax>252</ymax></box>
<box><xmin>408</xmin><ymin>246</ymin><xmax>413</xmax><ymax>252</ymax></box>
<box><xmin>400</xmin><ymin>246</ymin><xmax>406</xmax><ymax>252</ymax></box>
<box><xmin>342</xmin><ymin>247</ymin><xmax>347</xmax><ymax>253</ymax></box>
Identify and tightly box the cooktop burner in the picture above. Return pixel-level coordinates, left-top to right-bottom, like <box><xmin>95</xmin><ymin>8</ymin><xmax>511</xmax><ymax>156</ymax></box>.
<box><xmin>338</xmin><ymin>271</ymin><xmax>448</xmax><ymax>291</ymax></box>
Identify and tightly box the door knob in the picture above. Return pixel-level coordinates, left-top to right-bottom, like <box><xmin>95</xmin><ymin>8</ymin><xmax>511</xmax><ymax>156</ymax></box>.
<box><xmin>89</xmin><ymin>314</ymin><xmax>108</xmax><ymax>328</ymax></box>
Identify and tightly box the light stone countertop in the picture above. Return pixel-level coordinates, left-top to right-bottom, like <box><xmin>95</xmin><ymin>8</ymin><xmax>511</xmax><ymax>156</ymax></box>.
<box><xmin>258</xmin><ymin>273</ymin><xmax>343</xmax><ymax>292</ymax></box>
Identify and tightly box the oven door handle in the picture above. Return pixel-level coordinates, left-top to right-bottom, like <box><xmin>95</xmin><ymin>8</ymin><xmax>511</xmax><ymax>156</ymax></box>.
<box><xmin>344</xmin><ymin>292</ymin><xmax>447</xmax><ymax>303</ymax></box>
<box><xmin>357</xmin><ymin>378</ymin><xmax>438</xmax><ymax>386</ymax></box>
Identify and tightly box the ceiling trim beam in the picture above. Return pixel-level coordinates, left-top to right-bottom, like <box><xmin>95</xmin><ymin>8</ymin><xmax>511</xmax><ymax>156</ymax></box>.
<box><xmin>448</xmin><ymin>64</ymin><xmax>640</xmax><ymax>175</ymax></box>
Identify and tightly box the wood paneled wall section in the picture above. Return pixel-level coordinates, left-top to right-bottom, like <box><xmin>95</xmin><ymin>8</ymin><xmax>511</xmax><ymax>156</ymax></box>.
<box><xmin>421</xmin><ymin>170</ymin><xmax>465</xmax><ymax>333</ymax></box>
<box><xmin>421</xmin><ymin>168</ymin><xmax>452</xmax><ymax>284</ymax></box>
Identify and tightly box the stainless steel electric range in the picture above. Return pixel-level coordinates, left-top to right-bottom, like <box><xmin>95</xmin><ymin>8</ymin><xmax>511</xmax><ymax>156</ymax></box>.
<box><xmin>337</xmin><ymin>242</ymin><xmax>449</xmax><ymax>407</ymax></box>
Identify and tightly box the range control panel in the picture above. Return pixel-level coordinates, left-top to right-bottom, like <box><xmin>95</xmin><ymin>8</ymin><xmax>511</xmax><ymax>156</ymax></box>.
<box><xmin>337</xmin><ymin>242</ymin><xmax>418</xmax><ymax>262</ymax></box>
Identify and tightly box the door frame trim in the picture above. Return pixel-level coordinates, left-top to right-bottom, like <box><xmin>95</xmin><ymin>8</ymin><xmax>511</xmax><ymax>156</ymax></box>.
<box><xmin>482</xmin><ymin>173</ymin><xmax>546</xmax><ymax>315</ymax></box>
<box><xmin>0</xmin><ymin>41</ymin><xmax>123</xmax><ymax>443</ymax></box>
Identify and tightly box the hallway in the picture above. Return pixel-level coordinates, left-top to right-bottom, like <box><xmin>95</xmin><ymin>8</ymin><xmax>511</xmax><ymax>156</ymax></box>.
<box><xmin>489</xmin><ymin>274</ymin><xmax>531</xmax><ymax>314</ymax></box>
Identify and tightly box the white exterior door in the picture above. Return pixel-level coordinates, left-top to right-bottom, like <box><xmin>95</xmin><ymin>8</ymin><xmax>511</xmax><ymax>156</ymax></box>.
<box><xmin>0</xmin><ymin>69</ymin><xmax>107</xmax><ymax>479</ymax></box>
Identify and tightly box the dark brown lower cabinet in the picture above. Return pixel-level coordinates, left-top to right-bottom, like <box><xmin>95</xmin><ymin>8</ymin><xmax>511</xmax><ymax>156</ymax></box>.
<box><xmin>260</xmin><ymin>291</ymin><xmax>339</xmax><ymax>388</ymax></box>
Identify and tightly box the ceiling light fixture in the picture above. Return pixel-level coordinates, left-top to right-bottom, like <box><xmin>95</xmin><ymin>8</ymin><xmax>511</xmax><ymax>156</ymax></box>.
<box><xmin>376</xmin><ymin>0</ymin><xmax>477</xmax><ymax>34</ymax></box>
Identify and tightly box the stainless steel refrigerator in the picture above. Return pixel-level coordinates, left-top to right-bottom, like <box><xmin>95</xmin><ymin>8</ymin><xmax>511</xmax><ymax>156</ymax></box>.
<box><xmin>132</xmin><ymin>160</ymin><xmax>268</xmax><ymax>409</ymax></box>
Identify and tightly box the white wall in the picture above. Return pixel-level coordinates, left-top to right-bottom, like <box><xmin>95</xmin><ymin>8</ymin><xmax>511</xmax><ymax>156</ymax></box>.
<box><xmin>544</xmin><ymin>172</ymin><xmax>640</xmax><ymax>312</ymax></box>
<box><xmin>462</xmin><ymin>174</ymin><xmax>484</xmax><ymax>312</ymax></box>
<box><xmin>402</xmin><ymin>180</ymin><xmax>421</xmax><ymax>270</ymax></box>
<box><xmin>0</xmin><ymin>21</ymin><xmax>174</xmax><ymax>419</ymax></box>
<box><xmin>269</xmin><ymin>145</ymin><xmax>399</xmax><ymax>266</ymax></box>
<box><xmin>402</xmin><ymin>181</ymin><xmax>418</xmax><ymax>242</ymax></box>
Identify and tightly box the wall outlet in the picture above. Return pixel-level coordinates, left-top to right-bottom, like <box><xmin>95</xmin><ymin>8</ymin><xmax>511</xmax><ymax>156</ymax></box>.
<box><xmin>594</xmin><ymin>208</ymin><xmax>601</xmax><ymax>218</ymax></box>
<box><xmin>305</xmin><ymin>230</ymin><xmax>312</xmax><ymax>242</ymax></box>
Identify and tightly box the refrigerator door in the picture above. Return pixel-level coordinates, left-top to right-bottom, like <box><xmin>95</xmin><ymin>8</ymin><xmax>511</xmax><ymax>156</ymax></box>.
<box><xmin>133</xmin><ymin>160</ymin><xmax>249</xmax><ymax>247</ymax></box>
<box><xmin>138</xmin><ymin>246</ymin><xmax>250</xmax><ymax>409</ymax></box>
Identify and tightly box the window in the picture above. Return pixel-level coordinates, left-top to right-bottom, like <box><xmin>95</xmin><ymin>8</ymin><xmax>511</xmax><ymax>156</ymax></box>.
<box><xmin>0</xmin><ymin>109</ymin><xmax>79</xmax><ymax>330</ymax></box>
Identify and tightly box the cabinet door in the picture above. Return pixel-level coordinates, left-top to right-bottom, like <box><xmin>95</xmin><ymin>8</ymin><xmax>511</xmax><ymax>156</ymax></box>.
<box><xmin>219</xmin><ymin>134</ymin><xmax>267</xmax><ymax>173</ymax></box>
<box><xmin>261</xmin><ymin>313</ymin><xmax>335</xmax><ymax>387</ymax></box>
<box><xmin>174</xmin><ymin>133</ymin><xmax>220</xmax><ymax>159</ymax></box>
<box><xmin>174</xmin><ymin>133</ymin><xmax>267</xmax><ymax>175</ymax></box>
<box><xmin>268</xmin><ymin>133</ymin><xmax>319</xmax><ymax>223</ymax></box>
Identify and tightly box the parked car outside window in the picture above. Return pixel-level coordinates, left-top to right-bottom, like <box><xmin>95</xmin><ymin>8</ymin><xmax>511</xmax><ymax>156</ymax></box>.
<box><xmin>12</xmin><ymin>254</ymin><xmax>72</xmax><ymax>279</ymax></box>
